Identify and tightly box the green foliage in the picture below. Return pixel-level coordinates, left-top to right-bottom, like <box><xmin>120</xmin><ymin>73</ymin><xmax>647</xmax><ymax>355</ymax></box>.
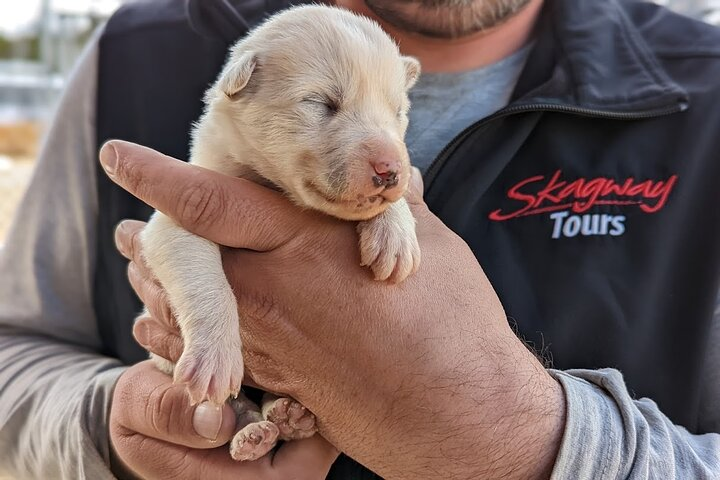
<box><xmin>0</xmin><ymin>34</ymin><xmax>40</xmax><ymax>60</ymax></box>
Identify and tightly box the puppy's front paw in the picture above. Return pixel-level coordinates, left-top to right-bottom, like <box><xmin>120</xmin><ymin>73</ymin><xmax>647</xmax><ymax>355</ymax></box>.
<box><xmin>358</xmin><ymin>200</ymin><xmax>420</xmax><ymax>283</ymax></box>
<box><xmin>174</xmin><ymin>339</ymin><xmax>244</xmax><ymax>405</ymax></box>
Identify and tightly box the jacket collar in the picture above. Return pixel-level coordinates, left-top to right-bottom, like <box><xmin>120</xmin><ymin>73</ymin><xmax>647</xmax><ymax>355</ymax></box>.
<box><xmin>514</xmin><ymin>0</ymin><xmax>688</xmax><ymax>114</ymax></box>
<box><xmin>186</xmin><ymin>0</ymin><xmax>294</xmax><ymax>44</ymax></box>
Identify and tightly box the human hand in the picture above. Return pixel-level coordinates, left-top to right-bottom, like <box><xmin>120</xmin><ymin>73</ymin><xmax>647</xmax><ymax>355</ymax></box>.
<box><xmin>109</xmin><ymin>361</ymin><xmax>338</xmax><ymax>479</ymax></box>
<box><xmin>103</xmin><ymin>140</ymin><xmax>564</xmax><ymax>480</ymax></box>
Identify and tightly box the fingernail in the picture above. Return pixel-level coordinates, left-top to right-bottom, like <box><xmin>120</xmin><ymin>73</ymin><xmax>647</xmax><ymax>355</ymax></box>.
<box><xmin>127</xmin><ymin>261</ymin><xmax>139</xmax><ymax>284</ymax></box>
<box><xmin>100</xmin><ymin>141</ymin><xmax>118</xmax><ymax>176</ymax></box>
<box><xmin>117</xmin><ymin>219</ymin><xmax>131</xmax><ymax>235</ymax></box>
<box><xmin>193</xmin><ymin>402</ymin><xmax>223</xmax><ymax>440</ymax></box>
<box><xmin>410</xmin><ymin>167</ymin><xmax>423</xmax><ymax>191</ymax></box>
<box><xmin>132</xmin><ymin>320</ymin><xmax>151</xmax><ymax>347</ymax></box>
<box><xmin>114</xmin><ymin>221</ymin><xmax>129</xmax><ymax>254</ymax></box>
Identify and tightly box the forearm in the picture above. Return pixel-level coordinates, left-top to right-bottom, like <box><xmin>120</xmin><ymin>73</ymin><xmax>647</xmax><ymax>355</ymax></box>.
<box><xmin>0</xmin><ymin>327</ymin><xmax>125</xmax><ymax>479</ymax></box>
<box><xmin>312</xmin><ymin>327</ymin><xmax>566</xmax><ymax>480</ymax></box>
<box><xmin>390</xmin><ymin>339</ymin><xmax>565</xmax><ymax>480</ymax></box>
<box><xmin>550</xmin><ymin>369</ymin><xmax>720</xmax><ymax>479</ymax></box>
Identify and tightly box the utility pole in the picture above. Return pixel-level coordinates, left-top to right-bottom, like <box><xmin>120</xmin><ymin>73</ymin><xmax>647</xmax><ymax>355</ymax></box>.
<box><xmin>38</xmin><ymin>0</ymin><xmax>53</xmax><ymax>74</ymax></box>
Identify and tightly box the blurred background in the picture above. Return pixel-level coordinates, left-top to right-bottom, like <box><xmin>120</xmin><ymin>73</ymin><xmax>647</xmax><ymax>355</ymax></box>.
<box><xmin>0</xmin><ymin>0</ymin><xmax>718</xmax><ymax>244</ymax></box>
<box><xmin>0</xmin><ymin>0</ymin><xmax>123</xmax><ymax>242</ymax></box>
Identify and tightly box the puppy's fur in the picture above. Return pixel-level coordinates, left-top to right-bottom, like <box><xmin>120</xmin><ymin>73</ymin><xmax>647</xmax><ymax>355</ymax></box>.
<box><xmin>142</xmin><ymin>5</ymin><xmax>420</xmax><ymax>461</ymax></box>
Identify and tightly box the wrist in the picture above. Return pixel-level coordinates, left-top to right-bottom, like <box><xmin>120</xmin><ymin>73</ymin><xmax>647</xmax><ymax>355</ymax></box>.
<box><xmin>483</xmin><ymin>345</ymin><xmax>565</xmax><ymax>480</ymax></box>
<box><xmin>358</xmin><ymin>330</ymin><xmax>566</xmax><ymax>480</ymax></box>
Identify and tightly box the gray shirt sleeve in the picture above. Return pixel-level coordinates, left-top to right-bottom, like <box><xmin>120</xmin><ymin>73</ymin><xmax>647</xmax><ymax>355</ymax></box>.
<box><xmin>550</xmin><ymin>368</ymin><xmax>720</xmax><ymax>479</ymax></box>
<box><xmin>0</xmin><ymin>28</ymin><xmax>125</xmax><ymax>480</ymax></box>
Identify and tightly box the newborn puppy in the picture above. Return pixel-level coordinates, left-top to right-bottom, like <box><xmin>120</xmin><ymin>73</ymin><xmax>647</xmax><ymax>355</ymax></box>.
<box><xmin>141</xmin><ymin>5</ymin><xmax>421</xmax><ymax>461</ymax></box>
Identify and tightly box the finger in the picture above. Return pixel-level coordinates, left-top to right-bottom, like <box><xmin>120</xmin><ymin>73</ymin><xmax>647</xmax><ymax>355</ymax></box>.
<box><xmin>271</xmin><ymin>434</ymin><xmax>340</xmax><ymax>478</ymax></box>
<box><xmin>100</xmin><ymin>140</ymin><xmax>305</xmax><ymax>250</ymax></box>
<box><xmin>112</xmin><ymin>432</ymin><xmax>337</xmax><ymax>480</ymax></box>
<box><xmin>111</xmin><ymin>432</ymin><xmax>270</xmax><ymax>480</ymax></box>
<box><xmin>133</xmin><ymin>315</ymin><xmax>184</xmax><ymax>362</ymax></box>
<box><xmin>127</xmin><ymin>260</ymin><xmax>176</xmax><ymax>330</ymax></box>
<box><xmin>405</xmin><ymin>167</ymin><xmax>425</xmax><ymax>206</ymax></box>
<box><xmin>114</xmin><ymin>219</ymin><xmax>147</xmax><ymax>263</ymax></box>
<box><xmin>112</xmin><ymin>361</ymin><xmax>237</xmax><ymax>449</ymax></box>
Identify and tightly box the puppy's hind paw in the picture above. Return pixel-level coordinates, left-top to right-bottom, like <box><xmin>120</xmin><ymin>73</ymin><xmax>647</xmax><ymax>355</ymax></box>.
<box><xmin>263</xmin><ymin>397</ymin><xmax>317</xmax><ymax>441</ymax></box>
<box><xmin>230</xmin><ymin>421</ymin><xmax>279</xmax><ymax>462</ymax></box>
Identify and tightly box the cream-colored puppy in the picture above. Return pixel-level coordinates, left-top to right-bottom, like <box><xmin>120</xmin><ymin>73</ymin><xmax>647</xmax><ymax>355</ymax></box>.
<box><xmin>142</xmin><ymin>5</ymin><xmax>420</xmax><ymax>460</ymax></box>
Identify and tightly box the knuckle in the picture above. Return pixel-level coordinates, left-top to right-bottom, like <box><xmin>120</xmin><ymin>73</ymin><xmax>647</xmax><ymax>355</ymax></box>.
<box><xmin>128</xmin><ymin>227</ymin><xmax>143</xmax><ymax>262</ymax></box>
<box><xmin>108</xmin><ymin>428</ymin><xmax>142</xmax><ymax>468</ymax></box>
<box><xmin>126</xmin><ymin>262</ymin><xmax>140</xmax><ymax>290</ymax></box>
<box><xmin>112</xmin><ymin>366</ymin><xmax>144</xmax><ymax>426</ymax></box>
<box><xmin>146</xmin><ymin>383</ymin><xmax>187</xmax><ymax>437</ymax></box>
<box><xmin>168</xmin><ymin>335</ymin><xmax>184</xmax><ymax>362</ymax></box>
<box><xmin>111</xmin><ymin>379</ymin><xmax>131</xmax><ymax>424</ymax></box>
<box><xmin>118</xmin><ymin>153</ymin><xmax>147</xmax><ymax>197</ymax></box>
<box><xmin>176</xmin><ymin>180</ymin><xmax>223</xmax><ymax>229</ymax></box>
<box><xmin>145</xmin><ymin>322</ymin><xmax>182</xmax><ymax>362</ymax></box>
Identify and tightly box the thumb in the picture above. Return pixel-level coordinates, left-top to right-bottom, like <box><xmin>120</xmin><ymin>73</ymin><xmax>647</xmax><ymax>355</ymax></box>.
<box><xmin>112</xmin><ymin>361</ymin><xmax>237</xmax><ymax>449</ymax></box>
<box><xmin>99</xmin><ymin>140</ymin><xmax>305</xmax><ymax>250</ymax></box>
<box><xmin>405</xmin><ymin>167</ymin><xmax>425</xmax><ymax>206</ymax></box>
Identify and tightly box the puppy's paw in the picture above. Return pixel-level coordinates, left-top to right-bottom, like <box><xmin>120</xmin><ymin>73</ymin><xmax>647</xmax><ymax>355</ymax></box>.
<box><xmin>229</xmin><ymin>421</ymin><xmax>279</xmax><ymax>462</ymax></box>
<box><xmin>174</xmin><ymin>340</ymin><xmax>244</xmax><ymax>405</ymax></box>
<box><xmin>358</xmin><ymin>200</ymin><xmax>420</xmax><ymax>283</ymax></box>
<box><xmin>263</xmin><ymin>397</ymin><xmax>317</xmax><ymax>441</ymax></box>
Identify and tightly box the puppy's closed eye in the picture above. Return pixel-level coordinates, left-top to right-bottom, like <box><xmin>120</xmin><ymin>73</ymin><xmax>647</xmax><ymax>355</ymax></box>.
<box><xmin>302</xmin><ymin>95</ymin><xmax>339</xmax><ymax>116</ymax></box>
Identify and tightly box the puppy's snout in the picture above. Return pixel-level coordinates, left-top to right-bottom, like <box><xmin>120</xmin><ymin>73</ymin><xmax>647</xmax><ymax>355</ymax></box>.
<box><xmin>371</xmin><ymin>159</ymin><xmax>400</xmax><ymax>189</ymax></box>
<box><xmin>338</xmin><ymin>136</ymin><xmax>409</xmax><ymax>207</ymax></box>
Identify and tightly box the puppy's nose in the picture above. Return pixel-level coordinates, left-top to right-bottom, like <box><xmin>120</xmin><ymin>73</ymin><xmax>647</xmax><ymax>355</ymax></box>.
<box><xmin>371</xmin><ymin>159</ymin><xmax>400</xmax><ymax>189</ymax></box>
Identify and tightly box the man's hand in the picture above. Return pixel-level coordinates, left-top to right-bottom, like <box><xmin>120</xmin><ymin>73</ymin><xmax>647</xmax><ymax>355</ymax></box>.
<box><xmin>101</xmin><ymin>140</ymin><xmax>565</xmax><ymax>480</ymax></box>
<box><xmin>109</xmin><ymin>361</ymin><xmax>338</xmax><ymax>479</ymax></box>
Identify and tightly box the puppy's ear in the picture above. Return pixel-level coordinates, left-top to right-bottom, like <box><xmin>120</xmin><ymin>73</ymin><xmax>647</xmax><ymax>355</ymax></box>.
<box><xmin>402</xmin><ymin>56</ymin><xmax>421</xmax><ymax>90</ymax></box>
<box><xmin>218</xmin><ymin>52</ymin><xmax>257</xmax><ymax>99</ymax></box>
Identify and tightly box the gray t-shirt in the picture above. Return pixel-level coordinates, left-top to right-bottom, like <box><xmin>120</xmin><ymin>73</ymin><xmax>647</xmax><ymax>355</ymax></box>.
<box><xmin>406</xmin><ymin>44</ymin><xmax>531</xmax><ymax>172</ymax></box>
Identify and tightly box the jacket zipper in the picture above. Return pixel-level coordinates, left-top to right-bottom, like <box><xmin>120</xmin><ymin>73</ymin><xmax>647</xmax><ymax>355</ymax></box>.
<box><xmin>423</xmin><ymin>101</ymin><xmax>689</xmax><ymax>191</ymax></box>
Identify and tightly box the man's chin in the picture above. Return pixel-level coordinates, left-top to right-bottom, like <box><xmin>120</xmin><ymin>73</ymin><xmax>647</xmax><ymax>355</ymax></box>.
<box><xmin>364</xmin><ymin>0</ymin><xmax>533</xmax><ymax>39</ymax></box>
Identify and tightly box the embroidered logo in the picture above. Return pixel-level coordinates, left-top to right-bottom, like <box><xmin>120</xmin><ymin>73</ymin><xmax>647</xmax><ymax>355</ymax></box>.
<box><xmin>488</xmin><ymin>170</ymin><xmax>678</xmax><ymax>239</ymax></box>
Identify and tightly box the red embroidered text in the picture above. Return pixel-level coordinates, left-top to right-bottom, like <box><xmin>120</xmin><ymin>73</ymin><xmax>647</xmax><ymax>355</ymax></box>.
<box><xmin>488</xmin><ymin>170</ymin><xmax>678</xmax><ymax>222</ymax></box>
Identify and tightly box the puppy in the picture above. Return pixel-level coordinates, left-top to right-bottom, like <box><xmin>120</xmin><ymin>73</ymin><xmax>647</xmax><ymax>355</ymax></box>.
<box><xmin>141</xmin><ymin>5</ymin><xmax>421</xmax><ymax>461</ymax></box>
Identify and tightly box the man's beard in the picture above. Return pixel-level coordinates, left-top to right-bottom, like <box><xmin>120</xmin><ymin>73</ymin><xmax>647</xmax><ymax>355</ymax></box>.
<box><xmin>364</xmin><ymin>0</ymin><xmax>532</xmax><ymax>38</ymax></box>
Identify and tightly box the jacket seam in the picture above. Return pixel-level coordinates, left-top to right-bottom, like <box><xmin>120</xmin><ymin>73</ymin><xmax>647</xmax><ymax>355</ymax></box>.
<box><xmin>616</xmin><ymin>5</ymin><xmax>680</xmax><ymax>98</ymax></box>
<box><xmin>103</xmin><ymin>19</ymin><xmax>200</xmax><ymax>41</ymax></box>
<box><xmin>101</xmin><ymin>23</ymin><xmax>231</xmax><ymax>55</ymax></box>
<box><xmin>656</xmin><ymin>51</ymin><xmax>720</xmax><ymax>59</ymax></box>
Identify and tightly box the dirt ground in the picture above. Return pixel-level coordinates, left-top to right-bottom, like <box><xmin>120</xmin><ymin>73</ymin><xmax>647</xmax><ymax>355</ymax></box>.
<box><xmin>0</xmin><ymin>123</ymin><xmax>39</xmax><ymax>244</ymax></box>
<box><xmin>0</xmin><ymin>156</ymin><xmax>35</xmax><ymax>243</ymax></box>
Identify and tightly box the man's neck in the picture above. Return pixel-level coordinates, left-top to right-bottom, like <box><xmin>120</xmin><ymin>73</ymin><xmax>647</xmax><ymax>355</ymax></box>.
<box><xmin>335</xmin><ymin>0</ymin><xmax>544</xmax><ymax>73</ymax></box>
